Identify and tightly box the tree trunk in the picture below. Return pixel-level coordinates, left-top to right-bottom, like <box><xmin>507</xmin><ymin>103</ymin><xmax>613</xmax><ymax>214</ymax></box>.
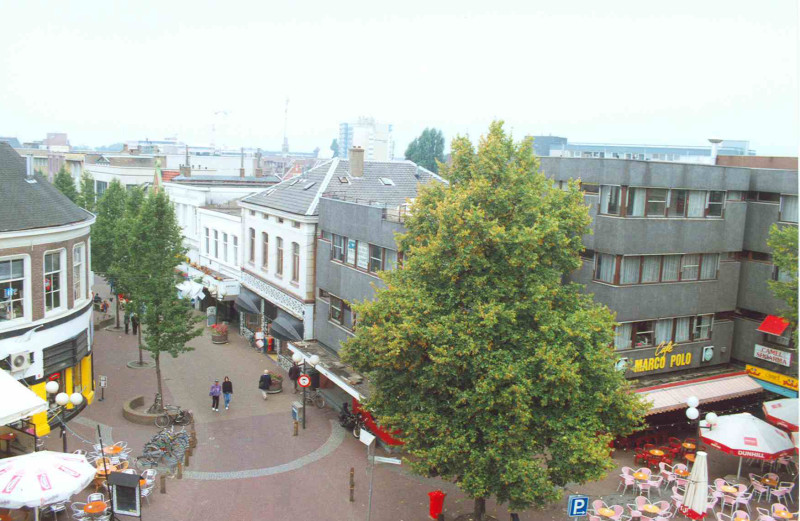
<box><xmin>155</xmin><ymin>352</ymin><xmax>163</xmax><ymax>411</ymax></box>
<box><xmin>474</xmin><ymin>498</ymin><xmax>486</xmax><ymax>521</ymax></box>
<box><xmin>115</xmin><ymin>295</ymin><xmax>120</xmax><ymax>328</ymax></box>
<box><xmin>137</xmin><ymin>323</ymin><xmax>143</xmax><ymax>366</ymax></box>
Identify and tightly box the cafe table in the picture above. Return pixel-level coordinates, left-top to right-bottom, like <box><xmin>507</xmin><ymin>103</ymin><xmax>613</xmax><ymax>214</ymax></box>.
<box><xmin>649</xmin><ymin>449</ymin><xmax>665</xmax><ymax>457</ymax></box>
<box><xmin>773</xmin><ymin>510</ymin><xmax>795</xmax><ymax>520</ymax></box>
<box><xmin>762</xmin><ymin>477</ymin><xmax>779</xmax><ymax>488</ymax></box>
<box><xmin>685</xmin><ymin>453</ymin><xmax>696</xmax><ymax>463</ymax></box>
<box><xmin>597</xmin><ymin>507</ymin><xmax>616</xmax><ymax>518</ymax></box>
<box><xmin>102</xmin><ymin>445</ymin><xmax>123</xmax><ymax>456</ymax></box>
<box><xmin>682</xmin><ymin>442</ymin><xmax>696</xmax><ymax>450</ymax></box>
<box><xmin>674</xmin><ymin>468</ymin><xmax>690</xmax><ymax>477</ymax></box>
<box><xmin>641</xmin><ymin>504</ymin><xmax>662</xmax><ymax>515</ymax></box>
<box><xmin>721</xmin><ymin>485</ymin><xmax>739</xmax><ymax>495</ymax></box>
<box><xmin>633</xmin><ymin>472</ymin><xmax>650</xmax><ymax>481</ymax></box>
<box><xmin>84</xmin><ymin>501</ymin><xmax>108</xmax><ymax>517</ymax></box>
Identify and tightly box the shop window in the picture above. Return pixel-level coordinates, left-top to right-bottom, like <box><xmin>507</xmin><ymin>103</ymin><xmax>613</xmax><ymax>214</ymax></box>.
<box><xmin>261</xmin><ymin>233</ymin><xmax>269</xmax><ymax>270</ymax></box>
<box><xmin>369</xmin><ymin>244</ymin><xmax>383</xmax><ymax>273</ymax></box>
<box><xmin>706</xmin><ymin>191</ymin><xmax>725</xmax><ymax>217</ymax></box>
<box><xmin>633</xmin><ymin>321</ymin><xmax>655</xmax><ymax>348</ymax></box>
<box><xmin>764</xmin><ymin>331</ymin><xmax>792</xmax><ymax>348</ymax></box>
<box><xmin>646</xmin><ymin>188</ymin><xmax>668</xmax><ymax>216</ymax></box>
<box><xmin>73</xmin><ymin>243</ymin><xmax>86</xmax><ymax>302</ymax></box>
<box><xmin>680</xmin><ymin>254</ymin><xmax>700</xmax><ymax>281</ymax></box>
<box><xmin>72</xmin><ymin>360</ymin><xmax>83</xmax><ymax>394</ymax></box>
<box><xmin>780</xmin><ymin>195</ymin><xmax>798</xmax><ymax>223</ymax></box>
<box><xmin>0</xmin><ymin>257</ymin><xmax>25</xmax><ymax>323</ymax></box>
<box><xmin>332</xmin><ymin>235</ymin><xmax>346</xmax><ymax>262</ymax></box>
<box><xmin>248</xmin><ymin>228</ymin><xmax>255</xmax><ymax>263</ymax></box>
<box><xmin>44</xmin><ymin>250</ymin><xmax>64</xmax><ymax>313</ymax></box>
<box><xmin>291</xmin><ymin>242</ymin><xmax>300</xmax><ymax>283</ymax></box>
<box><xmin>276</xmin><ymin>237</ymin><xmax>284</xmax><ymax>276</ymax></box>
<box><xmin>599</xmin><ymin>185</ymin><xmax>621</xmax><ymax>215</ymax></box>
<box><xmin>244</xmin><ymin>312</ymin><xmax>260</xmax><ymax>332</ymax></box>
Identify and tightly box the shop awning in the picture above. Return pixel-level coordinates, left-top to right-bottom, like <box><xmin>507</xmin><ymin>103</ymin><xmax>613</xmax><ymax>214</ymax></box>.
<box><xmin>270</xmin><ymin>309</ymin><xmax>303</xmax><ymax>342</ymax></box>
<box><xmin>234</xmin><ymin>287</ymin><xmax>261</xmax><ymax>315</ymax></box>
<box><xmin>287</xmin><ymin>341</ymin><xmax>369</xmax><ymax>401</ymax></box>
<box><xmin>0</xmin><ymin>370</ymin><xmax>47</xmax><ymax>426</ymax></box>
<box><xmin>757</xmin><ymin>315</ymin><xmax>790</xmax><ymax>336</ymax></box>
<box><xmin>637</xmin><ymin>372</ymin><xmax>764</xmax><ymax>416</ymax></box>
<box><xmin>176</xmin><ymin>280</ymin><xmax>204</xmax><ymax>300</ymax></box>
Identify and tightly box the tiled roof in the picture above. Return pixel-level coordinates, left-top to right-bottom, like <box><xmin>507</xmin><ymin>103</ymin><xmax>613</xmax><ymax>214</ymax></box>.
<box><xmin>241</xmin><ymin>159</ymin><xmax>444</xmax><ymax>216</ymax></box>
<box><xmin>0</xmin><ymin>137</ymin><xmax>21</xmax><ymax>148</ymax></box>
<box><xmin>171</xmin><ymin>175</ymin><xmax>281</xmax><ymax>185</ymax></box>
<box><xmin>0</xmin><ymin>143</ymin><xmax>93</xmax><ymax>232</ymax></box>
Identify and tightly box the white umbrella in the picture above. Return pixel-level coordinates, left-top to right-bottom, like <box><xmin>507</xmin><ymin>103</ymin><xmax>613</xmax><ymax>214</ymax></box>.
<box><xmin>700</xmin><ymin>412</ymin><xmax>795</xmax><ymax>478</ymax></box>
<box><xmin>0</xmin><ymin>370</ymin><xmax>47</xmax><ymax>427</ymax></box>
<box><xmin>0</xmin><ymin>451</ymin><xmax>96</xmax><ymax>511</ymax></box>
<box><xmin>762</xmin><ymin>398</ymin><xmax>799</xmax><ymax>432</ymax></box>
<box><xmin>679</xmin><ymin>451</ymin><xmax>708</xmax><ymax>520</ymax></box>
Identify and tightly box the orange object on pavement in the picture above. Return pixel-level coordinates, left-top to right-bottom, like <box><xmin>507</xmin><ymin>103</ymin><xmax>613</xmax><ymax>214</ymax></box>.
<box><xmin>772</xmin><ymin>510</ymin><xmax>794</xmax><ymax>519</ymax></box>
<box><xmin>642</xmin><ymin>504</ymin><xmax>661</xmax><ymax>514</ymax></box>
<box><xmin>682</xmin><ymin>443</ymin><xmax>696</xmax><ymax>450</ymax></box>
<box><xmin>102</xmin><ymin>445</ymin><xmax>123</xmax><ymax>455</ymax></box>
<box><xmin>649</xmin><ymin>449</ymin><xmax>664</xmax><ymax>457</ymax></box>
<box><xmin>633</xmin><ymin>472</ymin><xmax>649</xmax><ymax>480</ymax></box>
<box><xmin>84</xmin><ymin>501</ymin><xmax>107</xmax><ymax>514</ymax></box>
<box><xmin>598</xmin><ymin>508</ymin><xmax>615</xmax><ymax>517</ymax></box>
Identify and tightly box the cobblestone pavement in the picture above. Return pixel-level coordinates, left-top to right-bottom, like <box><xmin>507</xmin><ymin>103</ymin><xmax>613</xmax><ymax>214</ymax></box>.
<box><xmin>36</xmin><ymin>279</ymin><xmax>781</xmax><ymax>521</ymax></box>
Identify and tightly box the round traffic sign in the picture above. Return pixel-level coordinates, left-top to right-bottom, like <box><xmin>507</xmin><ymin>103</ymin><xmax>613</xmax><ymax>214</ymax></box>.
<box><xmin>298</xmin><ymin>374</ymin><xmax>311</xmax><ymax>388</ymax></box>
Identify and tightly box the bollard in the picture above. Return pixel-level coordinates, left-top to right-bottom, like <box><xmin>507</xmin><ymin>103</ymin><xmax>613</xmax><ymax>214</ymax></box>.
<box><xmin>159</xmin><ymin>475</ymin><xmax>166</xmax><ymax>494</ymax></box>
<box><xmin>293</xmin><ymin>421</ymin><xmax>299</xmax><ymax>436</ymax></box>
<box><xmin>185</xmin><ymin>452</ymin><xmax>190</xmax><ymax>468</ymax></box>
<box><xmin>349</xmin><ymin>467</ymin><xmax>355</xmax><ymax>502</ymax></box>
<box><xmin>437</xmin><ymin>515</ymin><xmax>445</xmax><ymax>521</ymax></box>
<box><xmin>177</xmin><ymin>462</ymin><xmax>183</xmax><ymax>479</ymax></box>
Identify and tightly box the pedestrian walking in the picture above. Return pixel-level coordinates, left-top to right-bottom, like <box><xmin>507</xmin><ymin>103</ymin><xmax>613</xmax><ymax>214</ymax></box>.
<box><xmin>222</xmin><ymin>376</ymin><xmax>233</xmax><ymax>410</ymax></box>
<box><xmin>124</xmin><ymin>312</ymin><xmax>130</xmax><ymax>334</ymax></box>
<box><xmin>131</xmin><ymin>313</ymin><xmax>139</xmax><ymax>335</ymax></box>
<box><xmin>258</xmin><ymin>370</ymin><xmax>272</xmax><ymax>401</ymax></box>
<box><xmin>288</xmin><ymin>361</ymin><xmax>301</xmax><ymax>394</ymax></box>
<box><xmin>210</xmin><ymin>379</ymin><xmax>221</xmax><ymax>411</ymax></box>
<box><xmin>100</xmin><ymin>300</ymin><xmax>110</xmax><ymax>319</ymax></box>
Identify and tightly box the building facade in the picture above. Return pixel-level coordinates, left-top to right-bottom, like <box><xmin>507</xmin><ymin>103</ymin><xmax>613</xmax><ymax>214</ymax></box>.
<box><xmin>0</xmin><ymin>143</ymin><xmax>96</xmax><ymax>436</ymax></box>
<box><xmin>338</xmin><ymin>118</ymin><xmax>395</xmax><ymax>161</ymax></box>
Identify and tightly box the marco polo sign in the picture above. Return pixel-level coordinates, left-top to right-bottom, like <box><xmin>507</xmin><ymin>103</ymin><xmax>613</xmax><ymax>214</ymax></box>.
<box><xmin>626</xmin><ymin>342</ymin><xmax>700</xmax><ymax>376</ymax></box>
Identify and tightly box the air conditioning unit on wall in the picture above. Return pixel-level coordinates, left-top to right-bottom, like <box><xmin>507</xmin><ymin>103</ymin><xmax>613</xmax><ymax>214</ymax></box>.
<box><xmin>8</xmin><ymin>351</ymin><xmax>32</xmax><ymax>372</ymax></box>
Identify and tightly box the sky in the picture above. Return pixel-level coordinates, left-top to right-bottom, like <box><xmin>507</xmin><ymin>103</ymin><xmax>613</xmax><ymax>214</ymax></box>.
<box><xmin>0</xmin><ymin>0</ymin><xmax>797</xmax><ymax>157</ymax></box>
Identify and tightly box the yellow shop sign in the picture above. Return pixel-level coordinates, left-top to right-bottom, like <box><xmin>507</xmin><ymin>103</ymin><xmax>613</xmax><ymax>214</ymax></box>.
<box><xmin>746</xmin><ymin>364</ymin><xmax>799</xmax><ymax>392</ymax></box>
<box><xmin>632</xmin><ymin>342</ymin><xmax>693</xmax><ymax>373</ymax></box>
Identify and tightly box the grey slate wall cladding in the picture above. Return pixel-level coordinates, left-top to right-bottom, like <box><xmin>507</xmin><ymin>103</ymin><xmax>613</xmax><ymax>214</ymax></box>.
<box><xmin>732</xmin><ymin>318</ymin><xmax>798</xmax><ymax>376</ymax></box>
<box><xmin>318</xmin><ymin>199</ymin><xmax>405</xmax><ymax>250</ymax></box>
<box><xmin>314</xmin><ymin>298</ymin><xmax>354</xmax><ymax>354</ymax></box>
<box><xmin>742</xmin><ymin>203</ymin><xmax>782</xmax><ymax>253</ymax></box>
<box><xmin>736</xmin><ymin>261</ymin><xmax>784</xmax><ymax>315</ymax></box>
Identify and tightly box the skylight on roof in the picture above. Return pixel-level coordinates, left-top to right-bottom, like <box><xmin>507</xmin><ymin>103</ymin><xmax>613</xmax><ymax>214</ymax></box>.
<box><xmin>290</xmin><ymin>178</ymin><xmax>301</xmax><ymax>186</ymax></box>
<box><xmin>303</xmin><ymin>182</ymin><xmax>317</xmax><ymax>191</ymax></box>
<box><xmin>264</xmin><ymin>189</ymin><xmax>276</xmax><ymax>196</ymax></box>
<box><xmin>338</xmin><ymin>176</ymin><xmax>350</xmax><ymax>184</ymax></box>
<box><xmin>379</xmin><ymin>177</ymin><xmax>395</xmax><ymax>186</ymax></box>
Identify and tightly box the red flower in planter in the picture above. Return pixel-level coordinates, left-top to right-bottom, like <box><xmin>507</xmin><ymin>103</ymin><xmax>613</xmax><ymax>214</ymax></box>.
<box><xmin>211</xmin><ymin>324</ymin><xmax>228</xmax><ymax>335</ymax></box>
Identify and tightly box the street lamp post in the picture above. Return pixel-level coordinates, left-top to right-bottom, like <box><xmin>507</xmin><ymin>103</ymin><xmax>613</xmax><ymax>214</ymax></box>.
<box><xmin>292</xmin><ymin>352</ymin><xmax>319</xmax><ymax>430</ymax></box>
<box><xmin>46</xmin><ymin>381</ymin><xmax>83</xmax><ymax>453</ymax></box>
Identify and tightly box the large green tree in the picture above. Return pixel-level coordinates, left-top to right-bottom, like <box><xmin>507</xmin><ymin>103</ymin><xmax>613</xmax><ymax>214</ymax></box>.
<box><xmin>767</xmin><ymin>223</ymin><xmax>798</xmax><ymax>337</ymax></box>
<box><xmin>78</xmin><ymin>172</ymin><xmax>96</xmax><ymax>212</ymax></box>
<box><xmin>404</xmin><ymin>127</ymin><xmax>445</xmax><ymax>173</ymax></box>
<box><xmin>122</xmin><ymin>190</ymin><xmax>202</xmax><ymax>407</ymax></box>
<box><xmin>342</xmin><ymin>122</ymin><xmax>645</xmax><ymax>519</ymax></box>
<box><xmin>53</xmin><ymin>166</ymin><xmax>78</xmax><ymax>203</ymax></box>
<box><xmin>92</xmin><ymin>180</ymin><xmax>128</xmax><ymax>327</ymax></box>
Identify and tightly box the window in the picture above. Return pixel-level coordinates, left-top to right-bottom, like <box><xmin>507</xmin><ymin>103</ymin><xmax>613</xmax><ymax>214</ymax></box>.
<box><xmin>614</xmin><ymin>323</ymin><xmax>632</xmax><ymax>350</ymax></box>
<box><xmin>687</xmin><ymin>191</ymin><xmax>707</xmax><ymax>217</ymax></box>
<box><xmin>0</xmin><ymin>258</ymin><xmax>25</xmax><ymax>323</ymax></box>
<box><xmin>44</xmin><ymin>251</ymin><xmax>64</xmax><ymax>312</ymax></box>
<box><xmin>213</xmin><ymin>230</ymin><xmax>219</xmax><ymax>258</ymax></box>
<box><xmin>646</xmin><ymin>188</ymin><xmax>668</xmax><ymax>216</ymax></box>
<box><xmin>581</xmin><ymin>183</ymin><xmax>599</xmax><ymax>194</ymax></box>
<box><xmin>633</xmin><ymin>321</ymin><xmax>655</xmax><ymax>348</ymax></box>
<box><xmin>291</xmin><ymin>242</ymin><xmax>300</xmax><ymax>283</ymax></box>
<box><xmin>780</xmin><ymin>195</ymin><xmax>798</xmax><ymax>223</ymax></box>
<box><xmin>694</xmin><ymin>315</ymin><xmax>713</xmax><ymax>340</ymax></box>
<box><xmin>599</xmin><ymin>185</ymin><xmax>621</xmax><ymax>215</ymax></box>
<box><xmin>276</xmin><ymin>237</ymin><xmax>284</xmax><ymax>276</ymax></box>
<box><xmin>72</xmin><ymin>243</ymin><xmax>86</xmax><ymax>302</ymax></box>
<box><xmin>248</xmin><ymin>228</ymin><xmax>255</xmax><ymax>263</ymax></box>
<box><xmin>292</xmin><ymin>220</ymin><xmax>301</xmax><ymax>229</ymax></box>
<box><xmin>233</xmin><ymin>236</ymin><xmax>238</xmax><ymax>263</ymax></box>
<box><xmin>356</xmin><ymin>242</ymin><xmax>369</xmax><ymax>270</ymax></box>
<box><xmin>700</xmin><ymin>253</ymin><xmax>719</xmax><ymax>280</ymax></box>
<box><xmin>773</xmin><ymin>266</ymin><xmax>793</xmax><ymax>283</ymax></box>
<box><xmin>706</xmin><ymin>191</ymin><xmax>724</xmax><ymax>217</ymax></box>
<box><xmin>369</xmin><ymin>244</ymin><xmax>383</xmax><ymax>273</ymax></box>
<box><xmin>748</xmin><ymin>191</ymin><xmax>780</xmax><ymax>203</ymax></box>
<box><xmin>620</xmin><ymin>256</ymin><xmax>641</xmax><ymax>284</ymax></box>
<box><xmin>72</xmin><ymin>359</ymin><xmax>83</xmax><ymax>394</ymax></box>
<box><xmin>680</xmin><ymin>254</ymin><xmax>700</xmax><ymax>281</ymax></box>
<box><xmin>595</xmin><ymin>253</ymin><xmax>616</xmax><ymax>283</ymax></box>
<box><xmin>626</xmin><ymin>188</ymin><xmax>646</xmax><ymax>216</ymax></box>
<box><xmin>95</xmin><ymin>181</ymin><xmax>108</xmax><ymax>199</ymax></box>
<box><xmin>222</xmin><ymin>233</ymin><xmax>229</xmax><ymax>262</ymax></box>
<box><xmin>641</xmin><ymin>256</ymin><xmax>661</xmax><ymax>283</ymax></box>
<box><xmin>668</xmin><ymin>190</ymin><xmax>687</xmax><ymax>217</ymax></box>
<box><xmin>261</xmin><ymin>233</ymin><xmax>269</xmax><ymax>270</ymax></box>
<box><xmin>675</xmin><ymin>317</ymin><xmax>691</xmax><ymax>343</ymax></box>
<box><xmin>330</xmin><ymin>296</ymin><xmax>343</xmax><ymax>324</ymax></box>
<box><xmin>249</xmin><ymin>210</ymin><xmax>255</xmax><ymax>216</ymax></box>
<box><xmin>204</xmin><ymin>228</ymin><xmax>210</xmax><ymax>254</ymax></box>
<box><xmin>318</xmin><ymin>288</ymin><xmax>330</xmax><ymax>301</ymax></box>
<box><xmin>320</xmin><ymin>231</ymin><xmax>332</xmax><ymax>242</ymax></box>
<box><xmin>332</xmin><ymin>234</ymin><xmax>346</xmax><ymax>262</ymax></box>
<box><xmin>277</xmin><ymin>217</ymin><xmax>284</xmax><ymax>224</ymax></box>
<box><xmin>262</xmin><ymin>213</ymin><xmax>269</xmax><ymax>220</ymax></box>
<box><xmin>727</xmin><ymin>191</ymin><xmax>744</xmax><ymax>201</ymax></box>
<box><xmin>345</xmin><ymin>238</ymin><xmax>356</xmax><ymax>266</ymax></box>
<box><xmin>384</xmin><ymin>249</ymin><xmax>398</xmax><ymax>271</ymax></box>
<box><xmin>655</xmin><ymin>319</ymin><xmax>673</xmax><ymax>345</ymax></box>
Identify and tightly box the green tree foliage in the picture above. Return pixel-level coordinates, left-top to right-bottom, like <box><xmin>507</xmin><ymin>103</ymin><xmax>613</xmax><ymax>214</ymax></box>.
<box><xmin>122</xmin><ymin>190</ymin><xmax>202</xmax><ymax>404</ymax></box>
<box><xmin>767</xmin><ymin>223</ymin><xmax>798</xmax><ymax>336</ymax></box>
<box><xmin>91</xmin><ymin>180</ymin><xmax>127</xmax><ymax>276</ymax></box>
<box><xmin>53</xmin><ymin>166</ymin><xmax>79</xmax><ymax>203</ymax></box>
<box><xmin>78</xmin><ymin>172</ymin><xmax>96</xmax><ymax>212</ymax></box>
<box><xmin>404</xmin><ymin>127</ymin><xmax>445</xmax><ymax>173</ymax></box>
<box><xmin>330</xmin><ymin>138</ymin><xmax>339</xmax><ymax>158</ymax></box>
<box><xmin>342</xmin><ymin>122</ymin><xmax>646</xmax><ymax>518</ymax></box>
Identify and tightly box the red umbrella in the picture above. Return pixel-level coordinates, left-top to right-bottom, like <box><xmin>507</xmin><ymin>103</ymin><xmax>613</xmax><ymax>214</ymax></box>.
<box><xmin>762</xmin><ymin>398</ymin><xmax>798</xmax><ymax>432</ymax></box>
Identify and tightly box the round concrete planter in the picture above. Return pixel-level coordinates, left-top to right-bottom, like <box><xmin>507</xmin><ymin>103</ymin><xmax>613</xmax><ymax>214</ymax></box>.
<box><xmin>211</xmin><ymin>333</ymin><xmax>228</xmax><ymax>344</ymax></box>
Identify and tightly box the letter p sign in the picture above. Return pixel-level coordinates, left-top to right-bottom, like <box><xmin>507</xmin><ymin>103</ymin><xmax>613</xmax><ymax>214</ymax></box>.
<box><xmin>568</xmin><ymin>495</ymin><xmax>589</xmax><ymax>517</ymax></box>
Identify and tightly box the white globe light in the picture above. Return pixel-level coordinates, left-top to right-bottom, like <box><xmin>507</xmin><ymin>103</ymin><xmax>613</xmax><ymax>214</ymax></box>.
<box><xmin>70</xmin><ymin>393</ymin><xmax>84</xmax><ymax>406</ymax></box>
<box><xmin>292</xmin><ymin>353</ymin><xmax>303</xmax><ymax>364</ymax></box>
<box><xmin>686</xmin><ymin>407</ymin><xmax>699</xmax><ymax>420</ymax></box>
<box><xmin>55</xmin><ymin>392</ymin><xmax>69</xmax><ymax>406</ymax></box>
<box><xmin>705</xmin><ymin>412</ymin><xmax>718</xmax><ymax>424</ymax></box>
<box><xmin>686</xmin><ymin>396</ymin><xmax>700</xmax><ymax>408</ymax></box>
<box><xmin>308</xmin><ymin>355</ymin><xmax>320</xmax><ymax>366</ymax></box>
<box><xmin>45</xmin><ymin>381</ymin><xmax>60</xmax><ymax>394</ymax></box>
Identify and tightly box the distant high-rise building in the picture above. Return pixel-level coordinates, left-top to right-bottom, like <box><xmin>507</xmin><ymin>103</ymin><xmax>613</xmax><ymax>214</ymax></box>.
<box><xmin>338</xmin><ymin>117</ymin><xmax>394</xmax><ymax>161</ymax></box>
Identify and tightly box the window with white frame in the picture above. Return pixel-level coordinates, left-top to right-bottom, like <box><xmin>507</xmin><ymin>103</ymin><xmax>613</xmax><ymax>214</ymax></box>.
<box><xmin>213</xmin><ymin>230</ymin><xmax>219</xmax><ymax>258</ymax></box>
<box><xmin>233</xmin><ymin>236</ymin><xmax>238</xmax><ymax>263</ymax></box>
<box><xmin>0</xmin><ymin>257</ymin><xmax>25</xmax><ymax>323</ymax></box>
<box><xmin>615</xmin><ymin>314</ymin><xmax>713</xmax><ymax>350</ymax></box>
<box><xmin>222</xmin><ymin>233</ymin><xmax>229</xmax><ymax>262</ymax></box>
<box><xmin>780</xmin><ymin>195</ymin><xmax>798</xmax><ymax>223</ymax></box>
<box><xmin>204</xmin><ymin>228</ymin><xmax>210</xmax><ymax>254</ymax></box>
<box><xmin>693</xmin><ymin>314</ymin><xmax>713</xmax><ymax>340</ymax></box>
<box><xmin>261</xmin><ymin>233</ymin><xmax>269</xmax><ymax>270</ymax></box>
<box><xmin>599</xmin><ymin>185</ymin><xmax>621</xmax><ymax>215</ymax></box>
<box><xmin>44</xmin><ymin>250</ymin><xmax>64</xmax><ymax>313</ymax></box>
<box><xmin>276</xmin><ymin>237</ymin><xmax>284</xmax><ymax>276</ymax></box>
<box><xmin>248</xmin><ymin>228</ymin><xmax>255</xmax><ymax>263</ymax></box>
<box><xmin>73</xmin><ymin>243</ymin><xmax>86</xmax><ymax>302</ymax></box>
<box><xmin>291</xmin><ymin>243</ymin><xmax>300</xmax><ymax>283</ymax></box>
<box><xmin>332</xmin><ymin>234</ymin><xmax>346</xmax><ymax>262</ymax></box>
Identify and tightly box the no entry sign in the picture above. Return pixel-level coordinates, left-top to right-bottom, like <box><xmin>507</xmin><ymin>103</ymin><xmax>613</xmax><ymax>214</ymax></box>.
<box><xmin>298</xmin><ymin>374</ymin><xmax>311</xmax><ymax>388</ymax></box>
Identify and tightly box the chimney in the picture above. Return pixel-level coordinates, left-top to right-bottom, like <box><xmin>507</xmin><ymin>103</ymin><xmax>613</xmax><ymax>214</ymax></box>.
<box><xmin>122</xmin><ymin>143</ymin><xmax>129</xmax><ymax>153</ymax></box>
<box><xmin>709</xmin><ymin>138</ymin><xmax>723</xmax><ymax>165</ymax></box>
<box><xmin>350</xmin><ymin>146</ymin><xmax>364</xmax><ymax>178</ymax></box>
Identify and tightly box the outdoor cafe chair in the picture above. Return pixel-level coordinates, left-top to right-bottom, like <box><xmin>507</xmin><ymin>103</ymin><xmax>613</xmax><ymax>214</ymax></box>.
<box><xmin>593</xmin><ymin>500</ymin><xmax>609</xmax><ymax>515</ymax></box>
<box><xmin>750</xmin><ymin>477</ymin><xmax>771</xmax><ymax>502</ymax></box>
<box><xmin>756</xmin><ymin>507</ymin><xmax>775</xmax><ymax>521</ymax></box>
<box><xmin>607</xmin><ymin>505</ymin><xmax>624</xmax><ymax>521</ymax></box>
<box><xmin>589</xmin><ymin>516</ymin><xmax>602</xmax><ymax>521</ymax></box>
<box><xmin>732</xmin><ymin>510</ymin><xmax>750</xmax><ymax>521</ymax></box>
<box><xmin>87</xmin><ymin>492</ymin><xmax>105</xmax><ymax>503</ymax></box>
<box><xmin>771</xmin><ymin>504</ymin><xmax>790</xmax><ymax>517</ymax></box>
<box><xmin>140</xmin><ymin>485</ymin><xmax>154</xmax><ymax>506</ymax></box>
<box><xmin>715</xmin><ymin>479</ymin><xmax>731</xmax><ymax>491</ymax></box>
<box><xmin>716</xmin><ymin>513</ymin><xmax>733</xmax><ymax>521</ymax></box>
<box><xmin>770</xmin><ymin>484</ymin><xmax>795</xmax><ymax>506</ymax></box>
<box><xmin>736</xmin><ymin>492</ymin><xmax>754</xmax><ymax>514</ymax></box>
<box><xmin>706</xmin><ymin>495</ymin><xmax>720</xmax><ymax>514</ymax></box>
<box><xmin>619</xmin><ymin>472</ymin><xmax>636</xmax><ymax>495</ymax></box>
<box><xmin>775</xmin><ymin>456</ymin><xmax>796</xmax><ymax>476</ymax></box>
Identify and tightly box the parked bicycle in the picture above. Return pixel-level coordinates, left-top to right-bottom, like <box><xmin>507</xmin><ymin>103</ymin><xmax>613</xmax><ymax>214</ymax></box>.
<box><xmin>155</xmin><ymin>405</ymin><xmax>193</xmax><ymax>428</ymax></box>
<box><xmin>303</xmin><ymin>388</ymin><xmax>326</xmax><ymax>409</ymax></box>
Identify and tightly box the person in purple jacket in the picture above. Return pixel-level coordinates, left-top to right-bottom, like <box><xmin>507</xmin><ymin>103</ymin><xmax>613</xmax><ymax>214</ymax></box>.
<box><xmin>209</xmin><ymin>379</ymin><xmax>221</xmax><ymax>411</ymax></box>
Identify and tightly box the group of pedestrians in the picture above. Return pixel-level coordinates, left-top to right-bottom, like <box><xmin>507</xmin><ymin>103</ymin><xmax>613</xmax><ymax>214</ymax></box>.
<box><xmin>209</xmin><ymin>377</ymin><xmax>234</xmax><ymax>411</ymax></box>
<box><xmin>123</xmin><ymin>312</ymin><xmax>139</xmax><ymax>335</ymax></box>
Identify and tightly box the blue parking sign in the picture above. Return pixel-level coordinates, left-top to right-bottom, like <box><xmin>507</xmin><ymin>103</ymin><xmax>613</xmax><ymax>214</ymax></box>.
<box><xmin>567</xmin><ymin>495</ymin><xmax>589</xmax><ymax>517</ymax></box>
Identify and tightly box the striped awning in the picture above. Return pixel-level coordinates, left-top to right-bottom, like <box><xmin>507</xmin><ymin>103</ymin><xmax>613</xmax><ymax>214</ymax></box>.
<box><xmin>637</xmin><ymin>372</ymin><xmax>764</xmax><ymax>416</ymax></box>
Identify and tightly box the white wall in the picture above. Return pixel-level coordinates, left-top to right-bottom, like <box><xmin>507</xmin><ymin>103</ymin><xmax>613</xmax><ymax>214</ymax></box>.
<box><xmin>163</xmin><ymin>154</ymin><xmax>256</xmax><ymax>177</ymax></box>
<box><xmin>85</xmin><ymin>164</ymin><xmax>155</xmax><ymax>187</ymax></box>
<box><xmin>197</xmin><ymin>209</ymin><xmax>243</xmax><ymax>281</ymax></box>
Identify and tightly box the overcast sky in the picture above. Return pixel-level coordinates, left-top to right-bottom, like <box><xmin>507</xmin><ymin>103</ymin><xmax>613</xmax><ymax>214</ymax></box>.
<box><xmin>0</xmin><ymin>0</ymin><xmax>797</xmax><ymax>156</ymax></box>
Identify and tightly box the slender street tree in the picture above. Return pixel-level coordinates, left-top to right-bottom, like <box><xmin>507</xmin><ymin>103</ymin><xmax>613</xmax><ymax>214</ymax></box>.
<box><xmin>123</xmin><ymin>190</ymin><xmax>202</xmax><ymax>409</ymax></box>
<box><xmin>342</xmin><ymin>122</ymin><xmax>646</xmax><ymax>519</ymax></box>
<box><xmin>767</xmin><ymin>223</ymin><xmax>798</xmax><ymax>338</ymax></box>
<box><xmin>114</xmin><ymin>186</ymin><xmax>147</xmax><ymax>364</ymax></box>
<box><xmin>92</xmin><ymin>180</ymin><xmax>128</xmax><ymax>328</ymax></box>
<box><xmin>404</xmin><ymin>127</ymin><xmax>445</xmax><ymax>173</ymax></box>
<box><xmin>78</xmin><ymin>172</ymin><xmax>96</xmax><ymax>212</ymax></box>
<box><xmin>53</xmin><ymin>166</ymin><xmax>79</xmax><ymax>203</ymax></box>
